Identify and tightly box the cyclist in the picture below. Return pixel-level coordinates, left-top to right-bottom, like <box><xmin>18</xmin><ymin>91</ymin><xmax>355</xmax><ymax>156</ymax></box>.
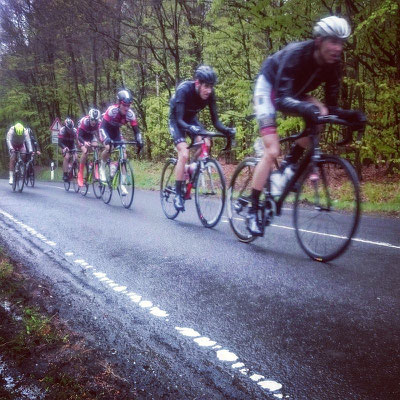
<box><xmin>169</xmin><ymin>65</ymin><xmax>235</xmax><ymax>211</ymax></box>
<box><xmin>247</xmin><ymin>16</ymin><xmax>366</xmax><ymax>236</ymax></box>
<box><xmin>26</xmin><ymin>127</ymin><xmax>41</xmax><ymax>156</ymax></box>
<box><xmin>99</xmin><ymin>89</ymin><xmax>143</xmax><ymax>195</ymax></box>
<box><xmin>58</xmin><ymin>118</ymin><xmax>78</xmax><ymax>182</ymax></box>
<box><xmin>77</xmin><ymin>108</ymin><xmax>101</xmax><ymax>187</ymax></box>
<box><xmin>6</xmin><ymin>123</ymin><xmax>33</xmax><ymax>185</ymax></box>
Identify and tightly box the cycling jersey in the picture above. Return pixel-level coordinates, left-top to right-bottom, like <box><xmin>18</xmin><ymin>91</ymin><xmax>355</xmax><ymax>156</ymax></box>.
<box><xmin>169</xmin><ymin>80</ymin><xmax>231</xmax><ymax>144</ymax></box>
<box><xmin>6</xmin><ymin>126</ymin><xmax>33</xmax><ymax>153</ymax></box>
<box><xmin>58</xmin><ymin>126</ymin><xmax>77</xmax><ymax>150</ymax></box>
<box><xmin>77</xmin><ymin>116</ymin><xmax>100</xmax><ymax>144</ymax></box>
<box><xmin>260</xmin><ymin>40</ymin><xmax>341</xmax><ymax>115</ymax></box>
<box><xmin>100</xmin><ymin>104</ymin><xmax>138</xmax><ymax>142</ymax></box>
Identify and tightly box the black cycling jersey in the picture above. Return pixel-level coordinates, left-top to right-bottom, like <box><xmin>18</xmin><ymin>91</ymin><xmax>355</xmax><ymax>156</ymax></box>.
<box><xmin>260</xmin><ymin>40</ymin><xmax>341</xmax><ymax>115</ymax></box>
<box><xmin>169</xmin><ymin>81</ymin><xmax>230</xmax><ymax>135</ymax></box>
<box><xmin>26</xmin><ymin>128</ymin><xmax>40</xmax><ymax>152</ymax></box>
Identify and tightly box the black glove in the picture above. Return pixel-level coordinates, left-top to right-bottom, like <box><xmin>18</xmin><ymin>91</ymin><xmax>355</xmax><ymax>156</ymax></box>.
<box><xmin>136</xmin><ymin>133</ymin><xmax>144</xmax><ymax>153</ymax></box>
<box><xmin>104</xmin><ymin>137</ymin><xmax>112</xmax><ymax>146</ymax></box>
<box><xmin>301</xmin><ymin>103</ymin><xmax>320</xmax><ymax>125</ymax></box>
<box><xmin>336</xmin><ymin>109</ymin><xmax>366</xmax><ymax>130</ymax></box>
<box><xmin>189</xmin><ymin>125</ymin><xmax>202</xmax><ymax>135</ymax></box>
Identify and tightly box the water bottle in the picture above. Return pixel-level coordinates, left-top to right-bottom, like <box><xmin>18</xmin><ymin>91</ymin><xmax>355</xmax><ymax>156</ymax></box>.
<box><xmin>254</xmin><ymin>138</ymin><xmax>264</xmax><ymax>157</ymax></box>
<box><xmin>283</xmin><ymin>165</ymin><xmax>295</xmax><ymax>181</ymax></box>
<box><xmin>269</xmin><ymin>171</ymin><xmax>285</xmax><ymax>196</ymax></box>
<box><xmin>188</xmin><ymin>162</ymin><xmax>197</xmax><ymax>177</ymax></box>
<box><xmin>110</xmin><ymin>161</ymin><xmax>118</xmax><ymax>177</ymax></box>
<box><xmin>88</xmin><ymin>162</ymin><xmax>93</xmax><ymax>173</ymax></box>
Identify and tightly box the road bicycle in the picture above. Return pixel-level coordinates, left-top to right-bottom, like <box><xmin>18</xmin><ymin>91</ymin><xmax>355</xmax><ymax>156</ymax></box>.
<box><xmin>160</xmin><ymin>131</ymin><xmax>230</xmax><ymax>228</ymax></box>
<box><xmin>101</xmin><ymin>141</ymin><xmax>137</xmax><ymax>208</ymax></box>
<box><xmin>228</xmin><ymin>115</ymin><xmax>364</xmax><ymax>262</ymax></box>
<box><xmin>79</xmin><ymin>145</ymin><xmax>103</xmax><ymax>198</ymax></box>
<box><xmin>24</xmin><ymin>153</ymin><xmax>36</xmax><ymax>187</ymax></box>
<box><xmin>11</xmin><ymin>150</ymin><xmax>27</xmax><ymax>193</ymax></box>
<box><xmin>63</xmin><ymin>149</ymin><xmax>80</xmax><ymax>193</ymax></box>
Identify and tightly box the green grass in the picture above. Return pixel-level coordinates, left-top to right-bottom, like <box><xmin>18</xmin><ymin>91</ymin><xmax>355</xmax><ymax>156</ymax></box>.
<box><xmin>361</xmin><ymin>182</ymin><xmax>400</xmax><ymax>214</ymax></box>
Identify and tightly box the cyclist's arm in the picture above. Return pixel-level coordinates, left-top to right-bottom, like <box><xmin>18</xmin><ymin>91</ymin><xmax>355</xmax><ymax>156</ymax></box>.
<box><xmin>175</xmin><ymin>102</ymin><xmax>192</xmax><ymax>132</ymax></box>
<box><xmin>29</xmin><ymin>129</ymin><xmax>40</xmax><ymax>152</ymax></box>
<box><xmin>6</xmin><ymin>127</ymin><xmax>13</xmax><ymax>151</ymax></box>
<box><xmin>208</xmin><ymin>93</ymin><xmax>231</xmax><ymax>135</ymax></box>
<box><xmin>58</xmin><ymin>128</ymin><xmax>67</xmax><ymax>149</ymax></box>
<box><xmin>24</xmin><ymin>129</ymin><xmax>33</xmax><ymax>153</ymax></box>
<box><xmin>324</xmin><ymin>67</ymin><xmax>341</xmax><ymax>113</ymax></box>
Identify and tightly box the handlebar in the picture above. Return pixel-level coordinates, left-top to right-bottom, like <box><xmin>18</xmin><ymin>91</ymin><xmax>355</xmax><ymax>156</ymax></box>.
<box><xmin>186</xmin><ymin>131</ymin><xmax>231</xmax><ymax>152</ymax></box>
<box><xmin>279</xmin><ymin>114</ymin><xmax>366</xmax><ymax>145</ymax></box>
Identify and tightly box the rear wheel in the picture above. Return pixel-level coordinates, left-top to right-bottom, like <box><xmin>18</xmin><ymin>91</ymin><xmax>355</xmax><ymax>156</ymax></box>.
<box><xmin>101</xmin><ymin>163</ymin><xmax>113</xmax><ymax>204</ymax></box>
<box><xmin>160</xmin><ymin>159</ymin><xmax>179</xmax><ymax>220</ymax></box>
<box><xmin>28</xmin><ymin>163</ymin><xmax>35</xmax><ymax>187</ymax></box>
<box><xmin>92</xmin><ymin>161</ymin><xmax>103</xmax><ymax>199</ymax></box>
<box><xmin>227</xmin><ymin>157</ymin><xmax>258</xmax><ymax>242</ymax></box>
<box><xmin>195</xmin><ymin>159</ymin><xmax>225</xmax><ymax>228</ymax></box>
<box><xmin>118</xmin><ymin>160</ymin><xmax>135</xmax><ymax>208</ymax></box>
<box><xmin>294</xmin><ymin>155</ymin><xmax>360</xmax><ymax>262</ymax></box>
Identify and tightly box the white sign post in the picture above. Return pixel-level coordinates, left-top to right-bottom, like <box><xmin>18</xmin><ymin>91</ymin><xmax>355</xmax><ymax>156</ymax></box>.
<box><xmin>50</xmin><ymin>118</ymin><xmax>61</xmax><ymax>173</ymax></box>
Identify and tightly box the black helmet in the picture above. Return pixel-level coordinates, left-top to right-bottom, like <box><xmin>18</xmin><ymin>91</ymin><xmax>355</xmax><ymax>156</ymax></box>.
<box><xmin>195</xmin><ymin>65</ymin><xmax>217</xmax><ymax>85</ymax></box>
<box><xmin>64</xmin><ymin>118</ymin><xmax>74</xmax><ymax>129</ymax></box>
<box><xmin>117</xmin><ymin>89</ymin><xmax>133</xmax><ymax>105</ymax></box>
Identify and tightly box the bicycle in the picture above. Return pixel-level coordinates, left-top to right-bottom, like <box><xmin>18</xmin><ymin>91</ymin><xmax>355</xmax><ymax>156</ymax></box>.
<box><xmin>228</xmin><ymin>115</ymin><xmax>363</xmax><ymax>262</ymax></box>
<box><xmin>11</xmin><ymin>150</ymin><xmax>27</xmax><ymax>193</ymax></box>
<box><xmin>63</xmin><ymin>149</ymin><xmax>80</xmax><ymax>193</ymax></box>
<box><xmin>79</xmin><ymin>145</ymin><xmax>103</xmax><ymax>198</ymax></box>
<box><xmin>101</xmin><ymin>141</ymin><xmax>136</xmax><ymax>208</ymax></box>
<box><xmin>24</xmin><ymin>153</ymin><xmax>35</xmax><ymax>187</ymax></box>
<box><xmin>160</xmin><ymin>131</ymin><xmax>230</xmax><ymax>228</ymax></box>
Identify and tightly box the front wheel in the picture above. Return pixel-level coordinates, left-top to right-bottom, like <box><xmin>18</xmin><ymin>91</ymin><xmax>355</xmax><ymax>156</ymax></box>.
<box><xmin>92</xmin><ymin>161</ymin><xmax>103</xmax><ymax>199</ymax></box>
<box><xmin>160</xmin><ymin>159</ymin><xmax>179</xmax><ymax>220</ymax></box>
<box><xmin>195</xmin><ymin>159</ymin><xmax>225</xmax><ymax>228</ymax></box>
<box><xmin>13</xmin><ymin>161</ymin><xmax>26</xmax><ymax>193</ymax></box>
<box><xmin>72</xmin><ymin>162</ymin><xmax>79</xmax><ymax>193</ymax></box>
<box><xmin>101</xmin><ymin>163</ymin><xmax>113</xmax><ymax>204</ymax></box>
<box><xmin>294</xmin><ymin>155</ymin><xmax>360</xmax><ymax>262</ymax></box>
<box><xmin>227</xmin><ymin>157</ymin><xmax>258</xmax><ymax>243</ymax></box>
<box><xmin>80</xmin><ymin>162</ymin><xmax>89</xmax><ymax>197</ymax></box>
<box><xmin>118</xmin><ymin>160</ymin><xmax>135</xmax><ymax>208</ymax></box>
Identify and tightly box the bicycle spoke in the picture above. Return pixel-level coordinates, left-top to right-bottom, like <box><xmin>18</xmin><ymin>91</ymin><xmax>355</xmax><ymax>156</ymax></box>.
<box><xmin>118</xmin><ymin>161</ymin><xmax>135</xmax><ymax>208</ymax></box>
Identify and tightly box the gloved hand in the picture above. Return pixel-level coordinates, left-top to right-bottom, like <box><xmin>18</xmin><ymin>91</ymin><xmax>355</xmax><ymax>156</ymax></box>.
<box><xmin>189</xmin><ymin>125</ymin><xmax>202</xmax><ymax>135</ymax></box>
<box><xmin>336</xmin><ymin>109</ymin><xmax>366</xmax><ymax>130</ymax></box>
<box><xmin>136</xmin><ymin>133</ymin><xmax>144</xmax><ymax>153</ymax></box>
<box><xmin>104</xmin><ymin>137</ymin><xmax>112</xmax><ymax>146</ymax></box>
<box><xmin>62</xmin><ymin>147</ymin><xmax>69</xmax><ymax>156</ymax></box>
<box><xmin>301</xmin><ymin>103</ymin><xmax>320</xmax><ymax>125</ymax></box>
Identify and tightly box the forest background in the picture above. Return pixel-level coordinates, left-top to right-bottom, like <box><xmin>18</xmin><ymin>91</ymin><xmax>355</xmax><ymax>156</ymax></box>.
<box><xmin>0</xmin><ymin>0</ymin><xmax>399</xmax><ymax>179</ymax></box>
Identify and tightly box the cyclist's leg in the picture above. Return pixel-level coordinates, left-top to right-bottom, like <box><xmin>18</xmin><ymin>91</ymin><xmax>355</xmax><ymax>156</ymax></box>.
<box><xmin>99</xmin><ymin>128</ymin><xmax>112</xmax><ymax>181</ymax></box>
<box><xmin>78</xmin><ymin>142</ymin><xmax>88</xmax><ymax>186</ymax></box>
<box><xmin>61</xmin><ymin>144</ymin><xmax>70</xmax><ymax>181</ymax></box>
<box><xmin>169</xmin><ymin>120</ymin><xmax>188</xmax><ymax>211</ymax></box>
<box><xmin>9</xmin><ymin>147</ymin><xmax>17</xmax><ymax>184</ymax></box>
<box><xmin>247</xmin><ymin>74</ymin><xmax>279</xmax><ymax>235</ymax></box>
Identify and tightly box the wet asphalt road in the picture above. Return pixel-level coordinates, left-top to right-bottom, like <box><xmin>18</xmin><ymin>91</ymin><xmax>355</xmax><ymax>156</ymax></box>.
<box><xmin>0</xmin><ymin>179</ymin><xmax>399</xmax><ymax>399</ymax></box>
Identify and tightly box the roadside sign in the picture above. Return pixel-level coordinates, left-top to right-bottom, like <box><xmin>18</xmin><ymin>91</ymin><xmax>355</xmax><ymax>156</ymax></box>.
<box><xmin>50</xmin><ymin>118</ymin><xmax>61</xmax><ymax>144</ymax></box>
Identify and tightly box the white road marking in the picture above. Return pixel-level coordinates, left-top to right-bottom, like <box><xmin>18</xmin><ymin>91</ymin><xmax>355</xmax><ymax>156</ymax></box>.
<box><xmin>222</xmin><ymin>217</ymin><xmax>400</xmax><ymax>250</ymax></box>
<box><xmin>0</xmin><ymin>207</ymin><xmax>286</xmax><ymax>397</ymax></box>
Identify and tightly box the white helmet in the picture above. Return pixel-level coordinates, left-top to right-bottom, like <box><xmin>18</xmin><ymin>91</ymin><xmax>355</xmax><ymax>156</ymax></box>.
<box><xmin>313</xmin><ymin>16</ymin><xmax>351</xmax><ymax>40</ymax></box>
<box><xmin>88</xmin><ymin>108</ymin><xmax>100</xmax><ymax>121</ymax></box>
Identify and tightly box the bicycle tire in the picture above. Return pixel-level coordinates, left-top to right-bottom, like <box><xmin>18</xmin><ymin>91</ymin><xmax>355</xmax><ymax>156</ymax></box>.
<box><xmin>118</xmin><ymin>160</ymin><xmax>135</xmax><ymax>208</ymax></box>
<box><xmin>160</xmin><ymin>159</ymin><xmax>179</xmax><ymax>220</ymax></box>
<box><xmin>195</xmin><ymin>159</ymin><xmax>225</xmax><ymax>228</ymax></box>
<box><xmin>13</xmin><ymin>161</ymin><xmax>25</xmax><ymax>193</ymax></box>
<box><xmin>72</xmin><ymin>162</ymin><xmax>79</xmax><ymax>193</ymax></box>
<box><xmin>92</xmin><ymin>161</ymin><xmax>103</xmax><ymax>199</ymax></box>
<box><xmin>28</xmin><ymin>163</ymin><xmax>35</xmax><ymax>187</ymax></box>
<box><xmin>227</xmin><ymin>157</ymin><xmax>258</xmax><ymax>243</ymax></box>
<box><xmin>80</xmin><ymin>162</ymin><xmax>89</xmax><ymax>196</ymax></box>
<box><xmin>294</xmin><ymin>154</ymin><xmax>360</xmax><ymax>262</ymax></box>
<box><xmin>24</xmin><ymin>162</ymin><xmax>31</xmax><ymax>186</ymax></box>
<box><xmin>101</xmin><ymin>163</ymin><xmax>113</xmax><ymax>204</ymax></box>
